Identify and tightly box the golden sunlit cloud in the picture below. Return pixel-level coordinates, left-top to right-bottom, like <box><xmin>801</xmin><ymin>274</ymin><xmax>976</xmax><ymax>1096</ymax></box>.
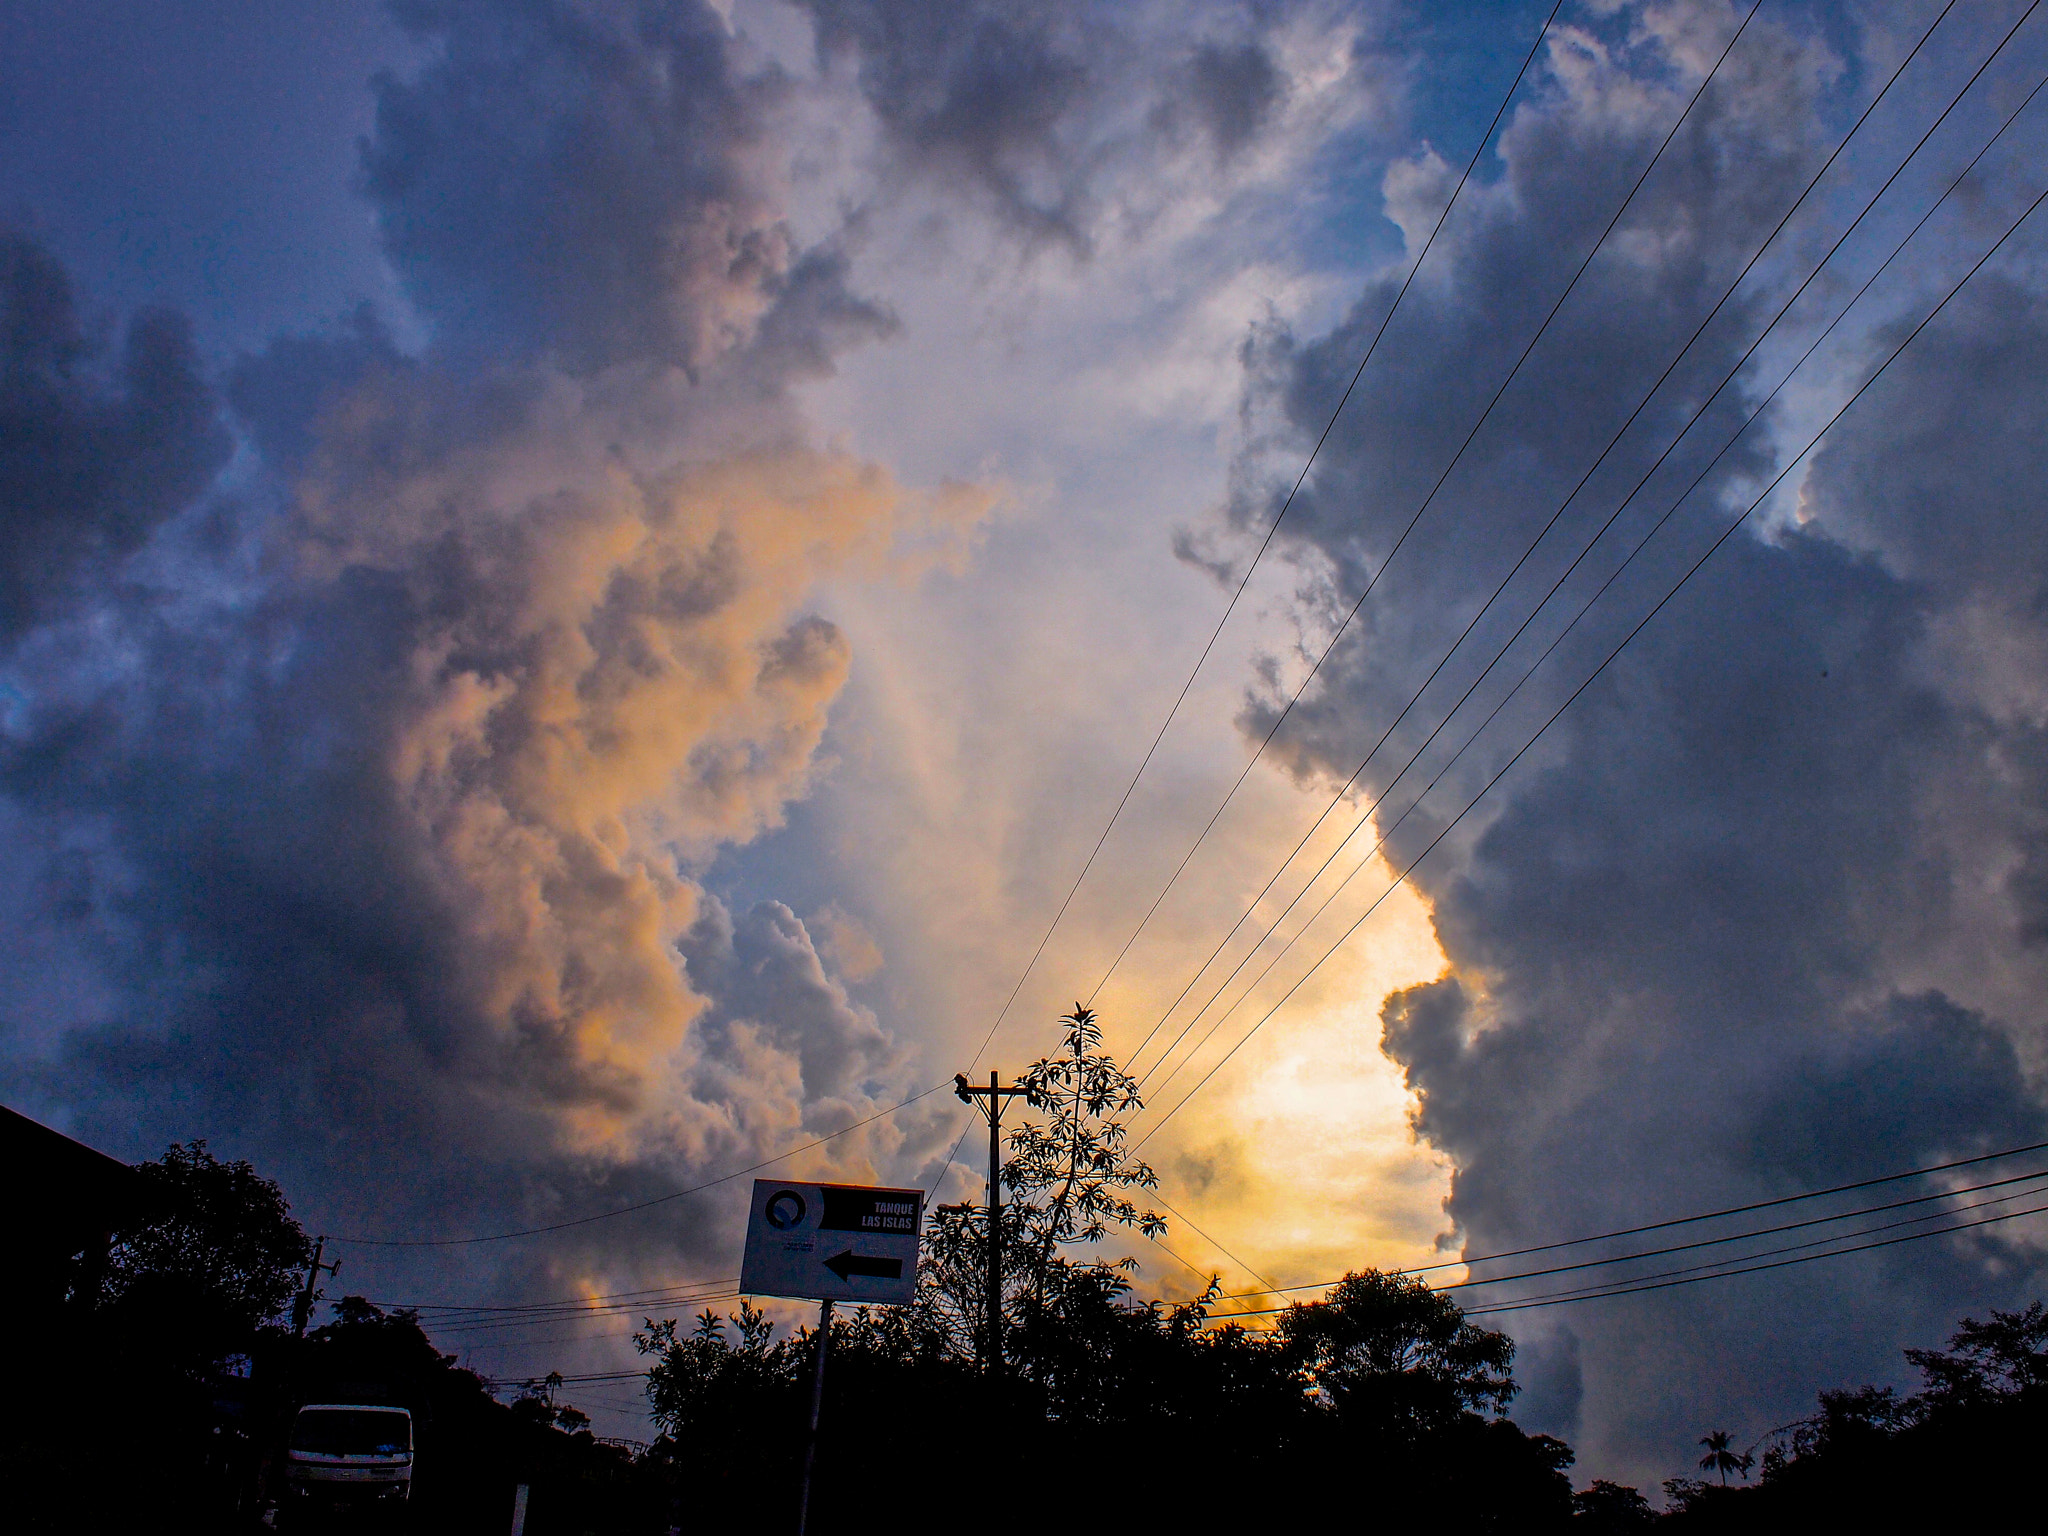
<box><xmin>287</xmin><ymin>362</ymin><xmax>997</xmax><ymax>1161</ymax></box>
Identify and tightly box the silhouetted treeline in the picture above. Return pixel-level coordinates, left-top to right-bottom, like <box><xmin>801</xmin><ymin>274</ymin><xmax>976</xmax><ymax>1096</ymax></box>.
<box><xmin>10</xmin><ymin>1140</ymin><xmax>652</xmax><ymax>1535</ymax></box>
<box><xmin>638</xmin><ymin>1263</ymin><xmax>1579</xmax><ymax>1533</ymax></box>
<box><xmin>638</xmin><ymin>1275</ymin><xmax>2047</xmax><ymax>1535</ymax></box>
<box><xmin>1649</xmin><ymin>1303</ymin><xmax>2047</xmax><ymax>1532</ymax></box>
<box><xmin>13</xmin><ymin>1114</ymin><xmax>2046</xmax><ymax>1532</ymax></box>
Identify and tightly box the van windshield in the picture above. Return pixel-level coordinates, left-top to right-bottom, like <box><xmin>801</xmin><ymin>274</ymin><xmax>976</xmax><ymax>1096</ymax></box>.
<box><xmin>290</xmin><ymin>1410</ymin><xmax>411</xmax><ymax>1457</ymax></box>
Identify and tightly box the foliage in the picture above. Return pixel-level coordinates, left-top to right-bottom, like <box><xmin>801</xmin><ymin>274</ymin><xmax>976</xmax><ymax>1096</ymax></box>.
<box><xmin>917</xmin><ymin>1004</ymin><xmax>1167</xmax><ymax>1358</ymax></box>
<box><xmin>41</xmin><ymin>1033</ymin><xmax>2048</xmax><ymax>1531</ymax></box>
<box><xmin>627</xmin><ymin>1011</ymin><xmax>1571</xmax><ymax>1527</ymax></box>
<box><xmin>635</xmin><ymin>1298</ymin><xmax>978</xmax><ymax>1530</ymax></box>
<box><xmin>1574</xmin><ymin>1478</ymin><xmax>1657</xmax><ymax>1528</ymax></box>
<box><xmin>294</xmin><ymin>1298</ymin><xmax>653</xmax><ymax>1534</ymax></box>
<box><xmin>1662</xmin><ymin>1303</ymin><xmax>2048</xmax><ymax>1529</ymax></box>
<box><xmin>1904</xmin><ymin>1300</ymin><xmax>2048</xmax><ymax>1405</ymax></box>
<box><xmin>634</xmin><ymin>1267</ymin><xmax>1569</xmax><ymax>1532</ymax></box>
<box><xmin>1279</xmin><ymin>1267</ymin><xmax>1519</xmax><ymax>1435</ymax></box>
<box><xmin>95</xmin><ymin>1140</ymin><xmax>314</xmax><ymax>1364</ymax></box>
<box><xmin>513</xmin><ymin>1371</ymin><xmax>593</xmax><ymax>1435</ymax></box>
<box><xmin>1695</xmin><ymin>1428</ymin><xmax>1752</xmax><ymax>1485</ymax></box>
<box><xmin>637</xmin><ymin>1302</ymin><xmax>791</xmax><ymax>1441</ymax></box>
<box><xmin>1008</xmin><ymin>1003</ymin><xmax>1165</xmax><ymax>1293</ymax></box>
<box><xmin>914</xmin><ymin>1195</ymin><xmax>1037</xmax><ymax>1360</ymax></box>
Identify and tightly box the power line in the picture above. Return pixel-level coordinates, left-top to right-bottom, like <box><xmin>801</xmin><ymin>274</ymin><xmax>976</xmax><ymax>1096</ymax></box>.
<box><xmin>1126</xmin><ymin>167</ymin><xmax>2048</xmax><ymax>1152</ymax></box>
<box><xmin>1199</xmin><ymin>1159</ymin><xmax>2048</xmax><ymax>1319</ymax></box>
<box><xmin>389</xmin><ymin>1278</ymin><xmax>744</xmax><ymax>1315</ymax></box>
<box><xmin>485</xmin><ymin>1368</ymin><xmax>650</xmax><ymax>1388</ymax></box>
<box><xmin>1145</xmin><ymin>1229</ymin><xmax>1236</xmax><ymax>1290</ymax></box>
<box><xmin>453</xmin><ymin>1323</ymin><xmax>671</xmax><ymax>1350</ymax></box>
<box><xmin>1133</xmin><ymin>60</ymin><xmax>2048</xmax><ymax>1117</ymax></box>
<box><xmin>1127</xmin><ymin>0</ymin><xmax>1983</xmax><ymax>1087</ymax></box>
<box><xmin>1205</xmin><ymin>1138</ymin><xmax>2048</xmax><ymax>1296</ymax></box>
<box><xmin>1452</xmin><ymin>1179</ymin><xmax>2048</xmax><ymax>1312</ymax></box>
<box><xmin>531</xmin><ymin>61</ymin><xmax>2039</xmax><ymax>1282</ymax></box>
<box><xmin>1143</xmin><ymin>1189</ymin><xmax>1281</xmax><ymax>1293</ymax></box>
<box><xmin>314</xmin><ymin>2</ymin><xmax>2031</xmax><ymax>1263</ymax></box>
<box><xmin>1114</xmin><ymin>0</ymin><xmax>1778</xmax><ymax>1071</ymax></box>
<box><xmin>922</xmin><ymin>1113</ymin><xmax>979</xmax><ymax>1211</ymax></box>
<box><xmin>408</xmin><ymin>1297</ymin><xmax>745</xmax><ymax>1338</ymax></box>
<box><xmin>1210</xmin><ymin>1192</ymin><xmax>2048</xmax><ymax>1323</ymax></box>
<box><xmin>1135</xmin><ymin>130</ymin><xmax>2048</xmax><ymax>1127</ymax></box>
<box><xmin>958</xmin><ymin>0</ymin><xmax>1568</xmax><ymax>1076</ymax></box>
<box><xmin>1130</xmin><ymin>0</ymin><xmax>2039</xmax><ymax>1105</ymax></box>
<box><xmin>303</xmin><ymin>0</ymin><xmax>1562</xmax><ymax>1276</ymax></box>
<box><xmin>1462</xmin><ymin>1197</ymin><xmax>2048</xmax><ymax>1318</ymax></box>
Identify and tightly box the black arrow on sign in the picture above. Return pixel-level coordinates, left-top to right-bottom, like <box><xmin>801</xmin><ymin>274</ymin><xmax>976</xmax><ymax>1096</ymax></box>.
<box><xmin>824</xmin><ymin>1250</ymin><xmax>903</xmax><ymax>1282</ymax></box>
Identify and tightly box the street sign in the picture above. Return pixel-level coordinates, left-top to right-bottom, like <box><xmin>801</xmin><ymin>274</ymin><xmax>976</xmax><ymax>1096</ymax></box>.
<box><xmin>739</xmin><ymin>1180</ymin><xmax>922</xmax><ymax>1306</ymax></box>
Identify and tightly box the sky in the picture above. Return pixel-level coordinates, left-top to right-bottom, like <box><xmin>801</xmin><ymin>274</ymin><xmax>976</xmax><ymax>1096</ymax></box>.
<box><xmin>4</xmin><ymin>0</ymin><xmax>2047</xmax><ymax>1489</ymax></box>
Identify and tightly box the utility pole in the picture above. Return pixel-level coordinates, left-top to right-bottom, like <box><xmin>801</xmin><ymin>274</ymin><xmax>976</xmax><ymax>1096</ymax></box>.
<box><xmin>953</xmin><ymin>1071</ymin><xmax>1031</xmax><ymax>1378</ymax></box>
<box><xmin>292</xmin><ymin>1236</ymin><xmax>341</xmax><ymax>1339</ymax></box>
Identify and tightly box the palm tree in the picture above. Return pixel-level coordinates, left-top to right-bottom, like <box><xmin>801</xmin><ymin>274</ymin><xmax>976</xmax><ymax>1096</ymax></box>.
<box><xmin>1697</xmin><ymin>1429</ymin><xmax>1755</xmax><ymax>1486</ymax></box>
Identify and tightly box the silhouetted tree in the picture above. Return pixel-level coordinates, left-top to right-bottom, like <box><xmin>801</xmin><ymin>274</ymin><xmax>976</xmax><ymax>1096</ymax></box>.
<box><xmin>918</xmin><ymin>1004</ymin><xmax>1169</xmax><ymax>1362</ymax></box>
<box><xmin>1697</xmin><ymin>1428</ymin><xmax>1752</xmax><ymax>1485</ymax></box>
<box><xmin>95</xmin><ymin>1140</ymin><xmax>313</xmax><ymax>1366</ymax></box>
<box><xmin>1280</xmin><ymin>1267</ymin><xmax>1519</xmax><ymax>1437</ymax></box>
<box><xmin>1010</xmin><ymin>1002</ymin><xmax>1165</xmax><ymax>1294</ymax></box>
<box><xmin>512</xmin><ymin>1370</ymin><xmax>592</xmax><ymax>1434</ymax></box>
<box><xmin>1572</xmin><ymin>1478</ymin><xmax>1655</xmax><ymax>1527</ymax></box>
<box><xmin>639</xmin><ymin>1302</ymin><xmax>788</xmax><ymax>1437</ymax></box>
<box><xmin>1905</xmin><ymin>1301</ymin><xmax>2048</xmax><ymax>1406</ymax></box>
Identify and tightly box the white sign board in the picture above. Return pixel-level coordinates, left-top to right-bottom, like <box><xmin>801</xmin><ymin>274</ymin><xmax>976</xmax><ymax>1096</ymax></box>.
<box><xmin>739</xmin><ymin>1180</ymin><xmax>922</xmax><ymax>1306</ymax></box>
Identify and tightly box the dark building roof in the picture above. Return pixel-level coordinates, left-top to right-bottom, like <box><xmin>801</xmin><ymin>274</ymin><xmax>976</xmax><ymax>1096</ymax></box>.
<box><xmin>3</xmin><ymin>1104</ymin><xmax>144</xmax><ymax>1303</ymax></box>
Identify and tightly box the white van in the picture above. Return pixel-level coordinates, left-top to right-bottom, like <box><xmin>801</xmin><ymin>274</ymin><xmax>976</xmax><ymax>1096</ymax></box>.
<box><xmin>284</xmin><ymin>1403</ymin><xmax>414</xmax><ymax>1509</ymax></box>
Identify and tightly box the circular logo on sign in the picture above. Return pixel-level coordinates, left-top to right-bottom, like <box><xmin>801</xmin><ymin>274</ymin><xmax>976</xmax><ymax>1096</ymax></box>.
<box><xmin>765</xmin><ymin>1190</ymin><xmax>807</xmax><ymax>1230</ymax></box>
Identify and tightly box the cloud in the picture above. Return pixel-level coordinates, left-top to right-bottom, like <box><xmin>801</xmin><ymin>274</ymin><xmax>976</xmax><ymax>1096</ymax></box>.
<box><xmin>364</xmin><ymin>0</ymin><xmax>894</xmax><ymax>378</ymax></box>
<box><xmin>809</xmin><ymin>900</ymin><xmax>883</xmax><ymax>982</ymax></box>
<box><xmin>798</xmin><ymin>0</ymin><xmax>1384</xmax><ymax>256</ymax></box>
<box><xmin>799</xmin><ymin>0</ymin><xmax>1104</xmax><ymax>247</ymax></box>
<box><xmin>1175</xmin><ymin>40</ymin><xmax>1290</xmax><ymax>162</ymax></box>
<box><xmin>0</xmin><ymin>0</ymin><xmax>986</xmax><ymax>1304</ymax></box>
<box><xmin>680</xmin><ymin>896</ymin><xmax>896</xmax><ymax>1113</ymax></box>
<box><xmin>0</xmin><ymin>232</ymin><xmax>230</xmax><ymax>643</ymax></box>
<box><xmin>1214</xmin><ymin>0</ymin><xmax>2048</xmax><ymax>1483</ymax></box>
<box><xmin>12</xmin><ymin>0</ymin><xmax>2044</xmax><ymax>1468</ymax></box>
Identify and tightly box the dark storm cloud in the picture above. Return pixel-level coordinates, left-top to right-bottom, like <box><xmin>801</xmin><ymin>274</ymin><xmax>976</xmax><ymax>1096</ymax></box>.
<box><xmin>798</xmin><ymin>0</ymin><xmax>1316</xmax><ymax>249</ymax></box>
<box><xmin>0</xmin><ymin>0</ymin><xmax>952</xmax><ymax>1302</ymax></box>
<box><xmin>365</xmin><ymin>0</ymin><xmax>882</xmax><ymax>375</ymax></box>
<box><xmin>1212</xmin><ymin>0</ymin><xmax>2048</xmax><ymax>1485</ymax></box>
<box><xmin>800</xmin><ymin>0</ymin><xmax>1100</xmax><ymax>244</ymax></box>
<box><xmin>0</xmin><ymin>233</ymin><xmax>229</xmax><ymax>642</ymax></box>
<box><xmin>1178</xmin><ymin>41</ymin><xmax>1288</xmax><ymax>160</ymax></box>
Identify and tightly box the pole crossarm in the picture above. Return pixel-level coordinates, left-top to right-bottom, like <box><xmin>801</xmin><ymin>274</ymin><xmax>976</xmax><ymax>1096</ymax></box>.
<box><xmin>952</xmin><ymin>1073</ymin><xmax>1033</xmax><ymax>1117</ymax></box>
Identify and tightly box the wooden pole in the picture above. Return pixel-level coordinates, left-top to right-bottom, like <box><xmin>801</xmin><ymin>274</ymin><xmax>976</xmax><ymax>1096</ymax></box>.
<box><xmin>987</xmin><ymin>1070</ymin><xmax>1002</xmax><ymax>1383</ymax></box>
<box><xmin>796</xmin><ymin>1297</ymin><xmax>834</xmax><ymax>1536</ymax></box>
<box><xmin>952</xmin><ymin>1070</ymin><xmax>1029</xmax><ymax>1379</ymax></box>
<box><xmin>292</xmin><ymin>1237</ymin><xmax>325</xmax><ymax>1339</ymax></box>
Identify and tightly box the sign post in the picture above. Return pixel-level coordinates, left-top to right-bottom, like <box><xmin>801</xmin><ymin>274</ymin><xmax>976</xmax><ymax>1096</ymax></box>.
<box><xmin>739</xmin><ymin>1180</ymin><xmax>923</xmax><ymax>1533</ymax></box>
<box><xmin>796</xmin><ymin>1297</ymin><xmax>832</xmax><ymax>1536</ymax></box>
